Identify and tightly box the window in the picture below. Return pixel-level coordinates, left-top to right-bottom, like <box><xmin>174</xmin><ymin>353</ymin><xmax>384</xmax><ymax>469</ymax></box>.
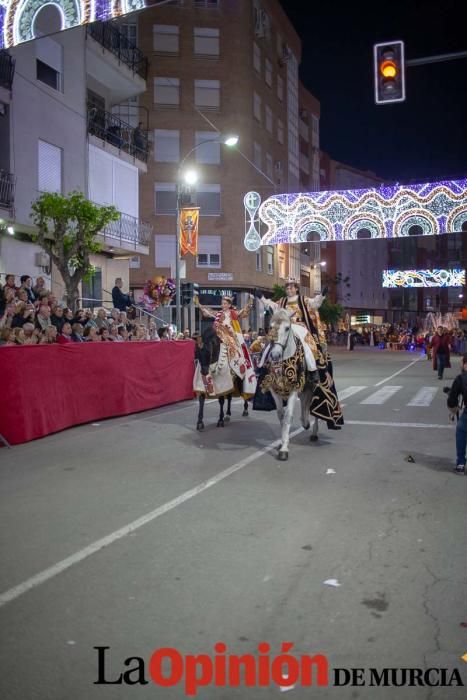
<box><xmin>256</xmin><ymin>250</ymin><xmax>262</xmax><ymax>272</ymax></box>
<box><xmin>155</xmin><ymin>235</ymin><xmax>176</xmax><ymax>268</ymax></box>
<box><xmin>154</xmin><ymin>77</ymin><xmax>180</xmax><ymax>107</ymax></box>
<box><xmin>38</xmin><ymin>140</ymin><xmax>62</xmax><ymax>193</ymax></box>
<box><xmin>120</xmin><ymin>23</ymin><xmax>137</xmax><ymax>45</ymax></box>
<box><xmin>253</xmin><ymin>141</ymin><xmax>262</xmax><ymax>169</ymax></box>
<box><xmin>194</xmin><ymin>0</ymin><xmax>219</xmax><ymax>6</ymax></box>
<box><xmin>267</xmin><ymin>246</ymin><xmax>274</xmax><ymax>274</ymax></box>
<box><xmin>195</xmin><ymin>131</ymin><xmax>220</xmax><ymax>164</ymax></box>
<box><xmin>277</xmin><ymin>118</ymin><xmax>284</xmax><ymax>144</ymax></box>
<box><xmin>196</xmin><ymin>184</ymin><xmax>221</xmax><ymax>215</ymax></box>
<box><xmin>153</xmin><ymin>25</ymin><xmax>179</xmax><ymax>54</ymax></box>
<box><xmin>266</xmin><ymin>152</ymin><xmax>273</xmax><ymax>179</ymax></box>
<box><xmin>197</xmin><ymin>235</ymin><xmax>221</xmax><ymax>267</ymax></box>
<box><xmin>265</xmin><ymin>58</ymin><xmax>272</xmax><ymax>87</ymax></box>
<box><xmin>253</xmin><ymin>92</ymin><xmax>261</xmax><ymax>121</ymax></box>
<box><xmin>194</xmin><ymin>27</ymin><xmax>220</xmax><ymax>57</ymax></box>
<box><xmin>277</xmin><ymin>74</ymin><xmax>283</xmax><ymax>102</ymax></box>
<box><xmin>129</xmin><ymin>255</ymin><xmax>140</xmax><ymax>269</ymax></box>
<box><xmin>253</xmin><ymin>42</ymin><xmax>261</xmax><ymax>74</ymax></box>
<box><xmin>154</xmin><ymin>129</ymin><xmax>180</xmax><ymax>162</ymax></box>
<box><xmin>265</xmin><ymin>105</ymin><xmax>273</xmax><ymax>133</ymax></box>
<box><xmin>155</xmin><ymin>183</ymin><xmax>177</xmax><ymax>214</ymax></box>
<box><xmin>36</xmin><ymin>36</ymin><xmax>62</xmax><ymax>91</ymax></box>
<box><xmin>194</xmin><ymin>79</ymin><xmax>220</xmax><ymax>110</ymax></box>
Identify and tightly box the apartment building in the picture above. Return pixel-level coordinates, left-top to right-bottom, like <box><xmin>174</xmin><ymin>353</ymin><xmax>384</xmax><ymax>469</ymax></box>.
<box><xmin>128</xmin><ymin>0</ymin><xmax>321</xmax><ymax>329</ymax></box>
<box><xmin>0</xmin><ymin>8</ymin><xmax>151</xmax><ymax>305</ymax></box>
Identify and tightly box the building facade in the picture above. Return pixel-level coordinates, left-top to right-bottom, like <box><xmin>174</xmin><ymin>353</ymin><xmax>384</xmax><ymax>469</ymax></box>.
<box><xmin>130</xmin><ymin>0</ymin><xmax>322</xmax><ymax>330</ymax></box>
<box><xmin>0</xmin><ymin>8</ymin><xmax>151</xmax><ymax>306</ymax></box>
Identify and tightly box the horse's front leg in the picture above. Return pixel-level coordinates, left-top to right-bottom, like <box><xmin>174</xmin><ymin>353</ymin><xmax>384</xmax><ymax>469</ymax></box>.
<box><xmin>278</xmin><ymin>392</ymin><xmax>298</xmax><ymax>461</ymax></box>
<box><xmin>271</xmin><ymin>389</ymin><xmax>284</xmax><ymax>426</ymax></box>
<box><xmin>197</xmin><ymin>395</ymin><xmax>205</xmax><ymax>431</ymax></box>
<box><xmin>217</xmin><ymin>396</ymin><xmax>225</xmax><ymax>427</ymax></box>
<box><xmin>225</xmin><ymin>393</ymin><xmax>232</xmax><ymax>422</ymax></box>
<box><xmin>300</xmin><ymin>387</ymin><xmax>312</xmax><ymax>430</ymax></box>
<box><xmin>242</xmin><ymin>399</ymin><xmax>249</xmax><ymax>417</ymax></box>
<box><xmin>310</xmin><ymin>417</ymin><xmax>319</xmax><ymax>442</ymax></box>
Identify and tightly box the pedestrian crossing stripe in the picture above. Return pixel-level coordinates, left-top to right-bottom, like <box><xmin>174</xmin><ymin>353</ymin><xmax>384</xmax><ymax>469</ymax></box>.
<box><xmin>336</xmin><ymin>386</ymin><xmax>439</xmax><ymax>408</ymax></box>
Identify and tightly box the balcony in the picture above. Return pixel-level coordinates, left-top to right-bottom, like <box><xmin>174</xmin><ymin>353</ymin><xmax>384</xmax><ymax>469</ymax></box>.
<box><xmin>98</xmin><ymin>210</ymin><xmax>152</xmax><ymax>253</ymax></box>
<box><xmin>0</xmin><ymin>171</ymin><xmax>15</xmax><ymax>211</ymax></box>
<box><xmin>87</xmin><ymin>105</ymin><xmax>149</xmax><ymax>163</ymax></box>
<box><xmin>0</xmin><ymin>50</ymin><xmax>15</xmax><ymax>91</ymax></box>
<box><xmin>86</xmin><ymin>22</ymin><xmax>147</xmax><ymax>102</ymax></box>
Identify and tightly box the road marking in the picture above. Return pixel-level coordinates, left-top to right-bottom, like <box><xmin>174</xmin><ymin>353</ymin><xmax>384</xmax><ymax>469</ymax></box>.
<box><xmin>360</xmin><ymin>386</ymin><xmax>402</xmax><ymax>405</ymax></box>
<box><xmin>373</xmin><ymin>357</ymin><xmax>422</xmax><ymax>387</ymax></box>
<box><xmin>0</xmin><ymin>427</ymin><xmax>304</xmax><ymax>609</ymax></box>
<box><xmin>337</xmin><ymin>386</ymin><xmax>367</xmax><ymax>401</ymax></box>
<box><xmin>407</xmin><ymin>387</ymin><xmax>438</xmax><ymax>407</ymax></box>
<box><xmin>346</xmin><ymin>420</ymin><xmax>453</xmax><ymax>429</ymax></box>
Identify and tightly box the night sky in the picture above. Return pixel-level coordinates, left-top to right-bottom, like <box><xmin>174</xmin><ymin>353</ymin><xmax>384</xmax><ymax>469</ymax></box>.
<box><xmin>280</xmin><ymin>0</ymin><xmax>467</xmax><ymax>182</ymax></box>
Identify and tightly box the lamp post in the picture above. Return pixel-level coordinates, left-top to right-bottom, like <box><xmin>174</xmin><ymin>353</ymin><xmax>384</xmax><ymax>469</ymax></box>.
<box><xmin>174</xmin><ymin>133</ymin><xmax>239</xmax><ymax>331</ymax></box>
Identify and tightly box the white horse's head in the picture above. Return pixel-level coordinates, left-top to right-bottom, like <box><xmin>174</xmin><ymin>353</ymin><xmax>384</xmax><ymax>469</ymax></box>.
<box><xmin>269</xmin><ymin>308</ymin><xmax>295</xmax><ymax>362</ymax></box>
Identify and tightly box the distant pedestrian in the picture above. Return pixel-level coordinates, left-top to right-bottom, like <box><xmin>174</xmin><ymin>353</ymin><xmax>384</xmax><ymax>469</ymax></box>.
<box><xmin>431</xmin><ymin>326</ymin><xmax>451</xmax><ymax>379</ymax></box>
<box><xmin>112</xmin><ymin>278</ymin><xmax>132</xmax><ymax>312</ymax></box>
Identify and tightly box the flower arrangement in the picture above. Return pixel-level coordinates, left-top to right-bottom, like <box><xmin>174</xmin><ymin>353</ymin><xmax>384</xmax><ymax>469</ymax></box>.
<box><xmin>142</xmin><ymin>276</ymin><xmax>176</xmax><ymax>310</ymax></box>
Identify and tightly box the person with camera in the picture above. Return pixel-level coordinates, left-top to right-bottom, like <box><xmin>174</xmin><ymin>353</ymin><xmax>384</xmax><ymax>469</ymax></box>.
<box><xmin>446</xmin><ymin>353</ymin><xmax>467</xmax><ymax>474</ymax></box>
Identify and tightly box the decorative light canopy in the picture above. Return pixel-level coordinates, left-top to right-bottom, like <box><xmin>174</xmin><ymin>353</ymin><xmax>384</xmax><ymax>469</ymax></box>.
<box><xmin>243</xmin><ymin>179</ymin><xmax>467</xmax><ymax>250</ymax></box>
<box><xmin>382</xmin><ymin>269</ymin><xmax>466</xmax><ymax>289</ymax></box>
<box><xmin>0</xmin><ymin>0</ymin><xmax>146</xmax><ymax>49</ymax></box>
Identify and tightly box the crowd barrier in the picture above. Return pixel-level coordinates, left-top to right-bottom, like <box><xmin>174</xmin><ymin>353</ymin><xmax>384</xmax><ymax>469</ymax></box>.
<box><xmin>0</xmin><ymin>341</ymin><xmax>195</xmax><ymax>446</ymax></box>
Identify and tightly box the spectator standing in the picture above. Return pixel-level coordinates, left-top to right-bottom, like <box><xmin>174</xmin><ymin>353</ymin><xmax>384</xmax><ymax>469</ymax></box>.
<box><xmin>112</xmin><ymin>278</ymin><xmax>132</xmax><ymax>312</ymax></box>
<box><xmin>447</xmin><ymin>353</ymin><xmax>467</xmax><ymax>474</ymax></box>
<box><xmin>19</xmin><ymin>275</ymin><xmax>35</xmax><ymax>303</ymax></box>
<box><xmin>4</xmin><ymin>274</ymin><xmax>17</xmax><ymax>295</ymax></box>
<box><xmin>431</xmin><ymin>326</ymin><xmax>451</xmax><ymax>380</ymax></box>
<box><xmin>32</xmin><ymin>276</ymin><xmax>48</xmax><ymax>298</ymax></box>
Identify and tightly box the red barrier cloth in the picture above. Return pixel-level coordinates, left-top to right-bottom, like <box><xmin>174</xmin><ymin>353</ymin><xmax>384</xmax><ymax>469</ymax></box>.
<box><xmin>0</xmin><ymin>341</ymin><xmax>195</xmax><ymax>445</ymax></box>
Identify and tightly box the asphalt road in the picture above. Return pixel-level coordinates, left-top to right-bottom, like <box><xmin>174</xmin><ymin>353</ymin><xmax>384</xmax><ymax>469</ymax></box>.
<box><xmin>0</xmin><ymin>348</ymin><xmax>466</xmax><ymax>700</ymax></box>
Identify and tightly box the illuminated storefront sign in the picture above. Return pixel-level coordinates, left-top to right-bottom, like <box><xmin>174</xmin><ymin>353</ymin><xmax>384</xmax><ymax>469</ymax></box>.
<box><xmin>0</xmin><ymin>1</ymin><xmax>146</xmax><ymax>49</ymax></box>
<box><xmin>382</xmin><ymin>269</ymin><xmax>465</xmax><ymax>288</ymax></box>
<box><xmin>244</xmin><ymin>179</ymin><xmax>467</xmax><ymax>250</ymax></box>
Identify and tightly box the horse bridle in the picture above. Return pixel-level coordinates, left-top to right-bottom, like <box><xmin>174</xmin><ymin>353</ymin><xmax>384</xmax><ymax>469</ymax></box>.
<box><xmin>269</xmin><ymin>324</ymin><xmax>293</xmax><ymax>352</ymax></box>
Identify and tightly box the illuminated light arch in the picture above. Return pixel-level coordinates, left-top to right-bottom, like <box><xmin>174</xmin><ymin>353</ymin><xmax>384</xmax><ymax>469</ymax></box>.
<box><xmin>294</xmin><ymin>216</ymin><xmax>334</xmax><ymax>242</ymax></box>
<box><xmin>343</xmin><ymin>213</ymin><xmax>385</xmax><ymax>240</ymax></box>
<box><xmin>1</xmin><ymin>0</ymin><xmax>146</xmax><ymax>48</ymax></box>
<box><xmin>446</xmin><ymin>205</ymin><xmax>467</xmax><ymax>232</ymax></box>
<box><xmin>394</xmin><ymin>209</ymin><xmax>439</xmax><ymax>237</ymax></box>
<box><xmin>244</xmin><ymin>178</ymin><xmax>467</xmax><ymax>250</ymax></box>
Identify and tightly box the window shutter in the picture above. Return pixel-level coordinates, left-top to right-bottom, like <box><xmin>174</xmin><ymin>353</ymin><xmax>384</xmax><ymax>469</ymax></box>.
<box><xmin>38</xmin><ymin>140</ymin><xmax>62</xmax><ymax>193</ymax></box>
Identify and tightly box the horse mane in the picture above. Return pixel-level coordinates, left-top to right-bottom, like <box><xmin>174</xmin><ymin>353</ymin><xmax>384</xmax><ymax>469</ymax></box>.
<box><xmin>271</xmin><ymin>308</ymin><xmax>292</xmax><ymax>324</ymax></box>
<box><xmin>196</xmin><ymin>325</ymin><xmax>221</xmax><ymax>368</ymax></box>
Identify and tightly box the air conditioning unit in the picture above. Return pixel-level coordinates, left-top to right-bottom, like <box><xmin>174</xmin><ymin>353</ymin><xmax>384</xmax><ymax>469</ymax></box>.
<box><xmin>35</xmin><ymin>252</ymin><xmax>50</xmax><ymax>268</ymax></box>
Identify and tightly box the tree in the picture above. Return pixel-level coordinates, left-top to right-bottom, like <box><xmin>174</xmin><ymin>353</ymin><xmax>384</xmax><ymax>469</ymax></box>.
<box><xmin>272</xmin><ymin>284</ymin><xmax>285</xmax><ymax>301</ymax></box>
<box><xmin>31</xmin><ymin>192</ymin><xmax>119</xmax><ymax>310</ymax></box>
<box><xmin>318</xmin><ymin>297</ymin><xmax>344</xmax><ymax>327</ymax></box>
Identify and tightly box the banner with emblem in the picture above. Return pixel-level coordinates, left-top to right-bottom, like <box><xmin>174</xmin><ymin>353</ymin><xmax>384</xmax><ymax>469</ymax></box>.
<box><xmin>179</xmin><ymin>208</ymin><xmax>200</xmax><ymax>257</ymax></box>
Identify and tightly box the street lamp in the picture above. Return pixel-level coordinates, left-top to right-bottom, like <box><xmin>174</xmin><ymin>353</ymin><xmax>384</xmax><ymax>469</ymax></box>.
<box><xmin>174</xmin><ymin>133</ymin><xmax>239</xmax><ymax>331</ymax></box>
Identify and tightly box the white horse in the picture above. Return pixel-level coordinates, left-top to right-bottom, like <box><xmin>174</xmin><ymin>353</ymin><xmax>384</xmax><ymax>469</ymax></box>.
<box><xmin>261</xmin><ymin>309</ymin><xmax>320</xmax><ymax>461</ymax></box>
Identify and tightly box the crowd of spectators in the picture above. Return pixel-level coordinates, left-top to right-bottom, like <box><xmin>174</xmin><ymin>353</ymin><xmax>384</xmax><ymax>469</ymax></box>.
<box><xmin>326</xmin><ymin>324</ymin><xmax>467</xmax><ymax>354</ymax></box>
<box><xmin>0</xmin><ymin>274</ymin><xmax>195</xmax><ymax>347</ymax></box>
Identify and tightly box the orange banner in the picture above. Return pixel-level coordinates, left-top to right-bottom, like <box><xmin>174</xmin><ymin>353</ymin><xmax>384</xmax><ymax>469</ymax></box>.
<box><xmin>179</xmin><ymin>208</ymin><xmax>200</xmax><ymax>257</ymax></box>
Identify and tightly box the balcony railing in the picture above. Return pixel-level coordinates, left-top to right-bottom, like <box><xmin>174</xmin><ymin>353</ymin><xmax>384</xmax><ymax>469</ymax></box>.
<box><xmin>0</xmin><ymin>50</ymin><xmax>15</xmax><ymax>90</ymax></box>
<box><xmin>0</xmin><ymin>171</ymin><xmax>15</xmax><ymax>210</ymax></box>
<box><xmin>87</xmin><ymin>104</ymin><xmax>149</xmax><ymax>163</ymax></box>
<box><xmin>100</xmin><ymin>211</ymin><xmax>152</xmax><ymax>248</ymax></box>
<box><xmin>86</xmin><ymin>22</ymin><xmax>148</xmax><ymax>80</ymax></box>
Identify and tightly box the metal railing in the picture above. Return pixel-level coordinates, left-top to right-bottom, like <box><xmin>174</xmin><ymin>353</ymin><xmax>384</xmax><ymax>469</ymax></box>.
<box><xmin>86</xmin><ymin>22</ymin><xmax>148</xmax><ymax>80</ymax></box>
<box><xmin>87</xmin><ymin>104</ymin><xmax>149</xmax><ymax>163</ymax></box>
<box><xmin>0</xmin><ymin>171</ymin><xmax>15</xmax><ymax>210</ymax></box>
<box><xmin>99</xmin><ymin>210</ymin><xmax>152</xmax><ymax>248</ymax></box>
<box><xmin>0</xmin><ymin>50</ymin><xmax>15</xmax><ymax>90</ymax></box>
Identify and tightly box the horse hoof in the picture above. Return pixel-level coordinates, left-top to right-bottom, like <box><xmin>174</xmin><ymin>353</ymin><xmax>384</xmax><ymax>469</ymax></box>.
<box><xmin>217</xmin><ymin>420</ymin><xmax>224</xmax><ymax>428</ymax></box>
<box><xmin>278</xmin><ymin>451</ymin><xmax>288</xmax><ymax>461</ymax></box>
<box><xmin>303</xmin><ymin>422</ymin><xmax>310</xmax><ymax>431</ymax></box>
<box><xmin>196</xmin><ymin>422</ymin><xmax>204</xmax><ymax>431</ymax></box>
<box><xmin>242</xmin><ymin>410</ymin><xmax>249</xmax><ymax>417</ymax></box>
<box><xmin>310</xmin><ymin>435</ymin><xmax>318</xmax><ymax>442</ymax></box>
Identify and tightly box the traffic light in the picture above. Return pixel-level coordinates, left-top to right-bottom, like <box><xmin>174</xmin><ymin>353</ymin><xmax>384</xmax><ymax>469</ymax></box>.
<box><xmin>181</xmin><ymin>282</ymin><xmax>199</xmax><ymax>306</ymax></box>
<box><xmin>373</xmin><ymin>41</ymin><xmax>405</xmax><ymax>104</ymax></box>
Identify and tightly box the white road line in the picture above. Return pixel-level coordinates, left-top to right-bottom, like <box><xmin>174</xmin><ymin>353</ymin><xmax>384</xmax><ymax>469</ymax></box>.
<box><xmin>336</xmin><ymin>386</ymin><xmax>368</xmax><ymax>401</ymax></box>
<box><xmin>374</xmin><ymin>357</ymin><xmax>422</xmax><ymax>387</ymax></box>
<box><xmin>0</xmin><ymin>427</ymin><xmax>303</xmax><ymax>609</ymax></box>
<box><xmin>407</xmin><ymin>387</ymin><xmax>438</xmax><ymax>407</ymax></box>
<box><xmin>346</xmin><ymin>420</ymin><xmax>453</xmax><ymax>429</ymax></box>
<box><xmin>360</xmin><ymin>386</ymin><xmax>402</xmax><ymax>405</ymax></box>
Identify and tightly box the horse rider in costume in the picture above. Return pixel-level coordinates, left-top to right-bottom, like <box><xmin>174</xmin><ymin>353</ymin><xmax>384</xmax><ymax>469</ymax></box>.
<box><xmin>194</xmin><ymin>293</ymin><xmax>257</xmax><ymax>399</ymax></box>
<box><xmin>259</xmin><ymin>278</ymin><xmax>343</xmax><ymax>430</ymax></box>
